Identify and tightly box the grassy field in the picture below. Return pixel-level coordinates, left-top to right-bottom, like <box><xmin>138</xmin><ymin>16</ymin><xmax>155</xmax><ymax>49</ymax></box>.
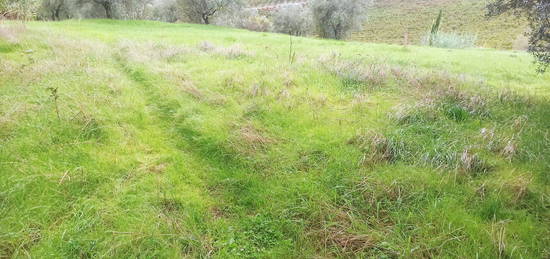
<box><xmin>1</xmin><ymin>20</ymin><xmax>549</xmax><ymax>258</ymax></box>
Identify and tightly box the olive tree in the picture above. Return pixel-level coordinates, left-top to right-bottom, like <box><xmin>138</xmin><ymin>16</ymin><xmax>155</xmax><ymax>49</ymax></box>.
<box><xmin>310</xmin><ymin>0</ymin><xmax>369</xmax><ymax>40</ymax></box>
<box><xmin>73</xmin><ymin>0</ymin><xmax>114</xmax><ymax>18</ymax></box>
<box><xmin>177</xmin><ymin>0</ymin><xmax>239</xmax><ymax>24</ymax></box>
<box><xmin>487</xmin><ymin>0</ymin><xmax>549</xmax><ymax>73</ymax></box>
<box><xmin>39</xmin><ymin>0</ymin><xmax>70</xmax><ymax>20</ymax></box>
<box><xmin>272</xmin><ymin>4</ymin><xmax>312</xmax><ymax>36</ymax></box>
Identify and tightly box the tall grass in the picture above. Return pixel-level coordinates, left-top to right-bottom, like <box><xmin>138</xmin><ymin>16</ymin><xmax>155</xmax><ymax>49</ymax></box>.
<box><xmin>0</xmin><ymin>20</ymin><xmax>549</xmax><ymax>258</ymax></box>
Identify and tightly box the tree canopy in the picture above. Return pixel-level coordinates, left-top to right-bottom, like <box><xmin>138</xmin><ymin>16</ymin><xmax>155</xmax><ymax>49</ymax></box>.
<box><xmin>487</xmin><ymin>0</ymin><xmax>549</xmax><ymax>73</ymax></box>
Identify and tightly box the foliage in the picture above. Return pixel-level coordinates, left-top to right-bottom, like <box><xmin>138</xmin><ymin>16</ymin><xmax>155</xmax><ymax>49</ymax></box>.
<box><xmin>271</xmin><ymin>4</ymin><xmax>311</xmax><ymax>36</ymax></box>
<box><xmin>0</xmin><ymin>0</ymin><xmax>40</xmax><ymax>19</ymax></box>
<box><xmin>429</xmin><ymin>9</ymin><xmax>442</xmax><ymax>46</ymax></box>
<box><xmin>214</xmin><ymin>8</ymin><xmax>272</xmax><ymax>32</ymax></box>
<box><xmin>487</xmin><ymin>0</ymin><xmax>549</xmax><ymax>73</ymax></box>
<box><xmin>39</xmin><ymin>0</ymin><xmax>70</xmax><ymax>20</ymax></box>
<box><xmin>422</xmin><ymin>31</ymin><xmax>478</xmax><ymax>49</ymax></box>
<box><xmin>151</xmin><ymin>0</ymin><xmax>179</xmax><ymax>22</ymax></box>
<box><xmin>310</xmin><ymin>0</ymin><xmax>369</xmax><ymax>40</ymax></box>
<box><xmin>177</xmin><ymin>0</ymin><xmax>240</xmax><ymax>24</ymax></box>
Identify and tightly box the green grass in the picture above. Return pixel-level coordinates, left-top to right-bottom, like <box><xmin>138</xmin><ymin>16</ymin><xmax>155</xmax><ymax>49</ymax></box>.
<box><xmin>1</xmin><ymin>19</ymin><xmax>549</xmax><ymax>258</ymax></box>
<box><xmin>352</xmin><ymin>0</ymin><xmax>527</xmax><ymax>49</ymax></box>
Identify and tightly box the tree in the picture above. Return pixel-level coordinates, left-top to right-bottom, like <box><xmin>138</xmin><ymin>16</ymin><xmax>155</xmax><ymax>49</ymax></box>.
<box><xmin>91</xmin><ymin>0</ymin><xmax>113</xmax><ymax>18</ymax></box>
<box><xmin>272</xmin><ymin>4</ymin><xmax>312</xmax><ymax>36</ymax></box>
<box><xmin>74</xmin><ymin>0</ymin><xmax>115</xmax><ymax>18</ymax></box>
<box><xmin>177</xmin><ymin>0</ymin><xmax>239</xmax><ymax>24</ymax></box>
<box><xmin>429</xmin><ymin>10</ymin><xmax>443</xmax><ymax>46</ymax></box>
<box><xmin>40</xmin><ymin>0</ymin><xmax>69</xmax><ymax>20</ymax></box>
<box><xmin>310</xmin><ymin>0</ymin><xmax>369</xmax><ymax>40</ymax></box>
<box><xmin>1</xmin><ymin>0</ymin><xmax>40</xmax><ymax>19</ymax></box>
<box><xmin>487</xmin><ymin>0</ymin><xmax>549</xmax><ymax>73</ymax></box>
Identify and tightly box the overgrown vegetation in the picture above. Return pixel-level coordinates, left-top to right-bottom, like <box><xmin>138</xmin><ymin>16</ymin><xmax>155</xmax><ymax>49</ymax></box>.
<box><xmin>487</xmin><ymin>0</ymin><xmax>549</xmax><ymax>72</ymax></box>
<box><xmin>423</xmin><ymin>31</ymin><xmax>478</xmax><ymax>49</ymax></box>
<box><xmin>1</xmin><ymin>20</ymin><xmax>549</xmax><ymax>258</ymax></box>
<box><xmin>311</xmin><ymin>0</ymin><xmax>369</xmax><ymax>40</ymax></box>
<box><xmin>422</xmin><ymin>10</ymin><xmax>477</xmax><ymax>49</ymax></box>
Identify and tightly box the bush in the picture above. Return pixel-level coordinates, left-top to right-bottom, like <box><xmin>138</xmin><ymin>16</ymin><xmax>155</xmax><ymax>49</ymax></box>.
<box><xmin>39</xmin><ymin>0</ymin><xmax>71</xmax><ymax>20</ymax></box>
<box><xmin>422</xmin><ymin>32</ymin><xmax>477</xmax><ymax>49</ymax></box>
<box><xmin>114</xmin><ymin>0</ymin><xmax>153</xmax><ymax>20</ymax></box>
<box><xmin>310</xmin><ymin>0</ymin><xmax>369</xmax><ymax>40</ymax></box>
<box><xmin>272</xmin><ymin>4</ymin><xmax>311</xmax><ymax>36</ymax></box>
<box><xmin>1</xmin><ymin>0</ymin><xmax>40</xmax><ymax>19</ymax></box>
<box><xmin>214</xmin><ymin>8</ymin><xmax>272</xmax><ymax>32</ymax></box>
<box><xmin>151</xmin><ymin>0</ymin><xmax>179</xmax><ymax>22</ymax></box>
<box><xmin>177</xmin><ymin>0</ymin><xmax>240</xmax><ymax>24</ymax></box>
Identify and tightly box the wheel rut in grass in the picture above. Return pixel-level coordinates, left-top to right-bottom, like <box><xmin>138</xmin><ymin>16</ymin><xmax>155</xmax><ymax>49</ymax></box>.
<box><xmin>113</xmin><ymin>52</ymin><xmax>270</xmax><ymax>214</ymax></box>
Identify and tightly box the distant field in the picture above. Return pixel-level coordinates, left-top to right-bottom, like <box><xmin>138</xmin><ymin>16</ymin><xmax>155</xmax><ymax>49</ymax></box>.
<box><xmin>0</xmin><ymin>20</ymin><xmax>548</xmax><ymax>258</ymax></box>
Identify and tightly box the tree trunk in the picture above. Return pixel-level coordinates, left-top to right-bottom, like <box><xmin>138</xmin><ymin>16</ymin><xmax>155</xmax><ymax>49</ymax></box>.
<box><xmin>103</xmin><ymin>2</ymin><xmax>113</xmax><ymax>19</ymax></box>
<box><xmin>53</xmin><ymin>4</ymin><xmax>61</xmax><ymax>20</ymax></box>
<box><xmin>202</xmin><ymin>14</ymin><xmax>209</xmax><ymax>24</ymax></box>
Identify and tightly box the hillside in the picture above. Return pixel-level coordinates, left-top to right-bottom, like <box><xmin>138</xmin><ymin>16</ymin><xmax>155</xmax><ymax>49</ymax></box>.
<box><xmin>1</xmin><ymin>20</ymin><xmax>549</xmax><ymax>258</ymax></box>
<box><xmin>352</xmin><ymin>0</ymin><xmax>527</xmax><ymax>49</ymax></box>
<box><xmin>247</xmin><ymin>0</ymin><xmax>527</xmax><ymax>49</ymax></box>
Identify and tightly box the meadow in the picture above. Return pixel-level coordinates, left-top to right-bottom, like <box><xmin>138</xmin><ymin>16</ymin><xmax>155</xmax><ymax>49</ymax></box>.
<box><xmin>0</xmin><ymin>20</ymin><xmax>549</xmax><ymax>258</ymax></box>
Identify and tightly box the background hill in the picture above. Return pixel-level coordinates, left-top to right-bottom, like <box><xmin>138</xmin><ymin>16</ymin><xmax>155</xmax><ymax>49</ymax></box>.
<box><xmin>352</xmin><ymin>0</ymin><xmax>527</xmax><ymax>49</ymax></box>
<box><xmin>248</xmin><ymin>0</ymin><xmax>528</xmax><ymax>49</ymax></box>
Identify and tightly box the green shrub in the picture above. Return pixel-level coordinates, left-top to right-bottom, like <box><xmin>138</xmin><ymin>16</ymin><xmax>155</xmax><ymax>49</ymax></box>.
<box><xmin>422</xmin><ymin>32</ymin><xmax>478</xmax><ymax>49</ymax></box>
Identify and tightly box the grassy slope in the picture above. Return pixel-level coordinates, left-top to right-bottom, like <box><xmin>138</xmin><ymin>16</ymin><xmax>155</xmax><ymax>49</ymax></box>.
<box><xmin>352</xmin><ymin>0</ymin><xmax>527</xmax><ymax>49</ymax></box>
<box><xmin>247</xmin><ymin>0</ymin><xmax>527</xmax><ymax>49</ymax></box>
<box><xmin>0</xmin><ymin>20</ymin><xmax>549</xmax><ymax>258</ymax></box>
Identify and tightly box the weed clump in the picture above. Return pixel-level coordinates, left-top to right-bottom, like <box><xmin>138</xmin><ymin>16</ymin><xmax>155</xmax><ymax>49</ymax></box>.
<box><xmin>319</xmin><ymin>54</ymin><xmax>474</xmax><ymax>92</ymax></box>
<box><xmin>0</xmin><ymin>23</ymin><xmax>25</xmax><ymax>44</ymax></box>
<box><xmin>118</xmin><ymin>41</ymin><xmax>191</xmax><ymax>64</ymax></box>
<box><xmin>389</xmin><ymin>102</ymin><xmax>437</xmax><ymax>124</ymax></box>
<box><xmin>459</xmin><ymin>149</ymin><xmax>491</xmax><ymax>175</ymax></box>
<box><xmin>228</xmin><ymin>124</ymin><xmax>275</xmax><ymax>157</ymax></box>
<box><xmin>348</xmin><ymin>131</ymin><xmax>407</xmax><ymax>165</ymax></box>
<box><xmin>197</xmin><ymin>41</ymin><xmax>251</xmax><ymax>59</ymax></box>
<box><xmin>319</xmin><ymin>55</ymin><xmax>392</xmax><ymax>90</ymax></box>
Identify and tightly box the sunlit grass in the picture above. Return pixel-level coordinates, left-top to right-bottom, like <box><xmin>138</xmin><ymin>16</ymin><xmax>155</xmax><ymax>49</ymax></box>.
<box><xmin>0</xmin><ymin>19</ymin><xmax>548</xmax><ymax>258</ymax></box>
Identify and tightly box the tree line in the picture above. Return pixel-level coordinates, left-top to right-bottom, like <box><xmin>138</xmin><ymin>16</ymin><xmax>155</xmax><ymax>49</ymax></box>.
<box><xmin>0</xmin><ymin>0</ymin><xmax>547</xmax><ymax>71</ymax></box>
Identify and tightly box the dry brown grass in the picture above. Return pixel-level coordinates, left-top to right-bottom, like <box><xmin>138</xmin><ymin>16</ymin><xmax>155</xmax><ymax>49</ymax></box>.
<box><xmin>459</xmin><ymin>149</ymin><xmax>490</xmax><ymax>175</ymax></box>
<box><xmin>118</xmin><ymin>40</ymin><xmax>193</xmax><ymax>64</ymax></box>
<box><xmin>0</xmin><ymin>103</ymin><xmax>32</xmax><ymax>139</ymax></box>
<box><xmin>322</xmin><ymin>227</ymin><xmax>375</xmax><ymax>254</ymax></box>
<box><xmin>504</xmin><ymin>175</ymin><xmax>532</xmax><ymax>204</ymax></box>
<box><xmin>348</xmin><ymin>131</ymin><xmax>404</xmax><ymax>165</ymax></box>
<box><xmin>181</xmin><ymin>81</ymin><xmax>205</xmax><ymax>100</ymax></box>
<box><xmin>197</xmin><ymin>41</ymin><xmax>252</xmax><ymax>59</ymax></box>
<box><xmin>305</xmin><ymin>206</ymin><xmax>378</xmax><ymax>255</ymax></box>
<box><xmin>229</xmin><ymin>123</ymin><xmax>276</xmax><ymax>156</ymax></box>
<box><xmin>248</xmin><ymin>83</ymin><xmax>272</xmax><ymax>97</ymax></box>
<box><xmin>318</xmin><ymin>53</ymin><xmax>473</xmax><ymax>93</ymax></box>
<box><xmin>0</xmin><ymin>22</ymin><xmax>26</xmax><ymax>43</ymax></box>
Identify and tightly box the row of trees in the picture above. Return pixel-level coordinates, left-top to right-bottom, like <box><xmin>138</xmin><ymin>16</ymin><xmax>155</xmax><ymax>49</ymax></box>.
<box><xmin>178</xmin><ymin>0</ymin><xmax>369</xmax><ymax>40</ymax></box>
<box><xmin>1</xmin><ymin>0</ymin><xmax>547</xmax><ymax>70</ymax></box>
<box><xmin>0</xmin><ymin>0</ymin><xmax>370</xmax><ymax>40</ymax></box>
<box><xmin>0</xmin><ymin>0</ymin><xmax>161</xmax><ymax>20</ymax></box>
